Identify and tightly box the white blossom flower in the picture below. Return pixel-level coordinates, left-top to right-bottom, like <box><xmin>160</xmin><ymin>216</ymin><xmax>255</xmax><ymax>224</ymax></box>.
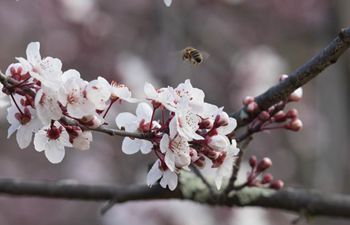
<box><xmin>86</xmin><ymin>77</ymin><xmax>111</xmax><ymax>110</ymax></box>
<box><xmin>160</xmin><ymin>133</ymin><xmax>191</xmax><ymax>171</ymax></box>
<box><xmin>144</xmin><ymin>82</ymin><xmax>176</xmax><ymax>111</ymax></box>
<box><xmin>7</xmin><ymin>100</ymin><xmax>42</xmax><ymax>149</ymax></box>
<box><xmin>214</xmin><ymin>140</ymin><xmax>240</xmax><ymax>190</ymax></box>
<box><xmin>110</xmin><ymin>81</ymin><xmax>139</xmax><ymax>103</ymax></box>
<box><xmin>115</xmin><ymin>102</ymin><xmax>158</xmax><ymax>154</ymax></box>
<box><xmin>33</xmin><ymin>121</ymin><xmax>72</xmax><ymax>163</ymax></box>
<box><xmin>174</xmin><ymin>79</ymin><xmax>205</xmax><ymax>113</ymax></box>
<box><xmin>169</xmin><ymin>106</ymin><xmax>203</xmax><ymax>141</ymax></box>
<box><xmin>147</xmin><ymin>159</ymin><xmax>178</xmax><ymax>191</ymax></box>
<box><xmin>216</xmin><ymin>115</ymin><xmax>237</xmax><ymax>135</ymax></box>
<box><xmin>207</xmin><ymin>134</ymin><xmax>230</xmax><ymax>151</ymax></box>
<box><xmin>35</xmin><ymin>88</ymin><xmax>62</xmax><ymax>125</ymax></box>
<box><xmin>16</xmin><ymin>42</ymin><xmax>63</xmax><ymax>91</ymax></box>
<box><xmin>58</xmin><ymin>69</ymin><xmax>96</xmax><ymax>118</ymax></box>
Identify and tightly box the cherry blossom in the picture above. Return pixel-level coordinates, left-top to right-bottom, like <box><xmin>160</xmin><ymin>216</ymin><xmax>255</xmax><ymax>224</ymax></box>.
<box><xmin>147</xmin><ymin>159</ymin><xmax>178</xmax><ymax>191</ymax></box>
<box><xmin>16</xmin><ymin>42</ymin><xmax>63</xmax><ymax>91</ymax></box>
<box><xmin>86</xmin><ymin>76</ymin><xmax>111</xmax><ymax>110</ymax></box>
<box><xmin>115</xmin><ymin>102</ymin><xmax>158</xmax><ymax>154</ymax></box>
<box><xmin>58</xmin><ymin>69</ymin><xmax>96</xmax><ymax>118</ymax></box>
<box><xmin>169</xmin><ymin>107</ymin><xmax>203</xmax><ymax>141</ymax></box>
<box><xmin>214</xmin><ymin>140</ymin><xmax>240</xmax><ymax>190</ymax></box>
<box><xmin>7</xmin><ymin>98</ymin><xmax>42</xmax><ymax>149</ymax></box>
<box><xmin>35</xmin><ymin>88</ymin><xmax>62</xmax><ymax>125</ymax></box>
<box><xmin>33</xmin><ymin>121</ymin><xmax>72</xmax><ymax>164</ymax></box>
<box><xmin>173</xmin><ymin>79</ymin><xmax>205</xmax><ymax>113</ymax></box>
<box><xmin>160</xmin><ymin>134</ymin><xmax>191</xmax><ymax>171</ymax></box>
<box><xmin>144</xmin><ymin>82</ymin><xmax>176</xmax><ymax>111</ymax></box>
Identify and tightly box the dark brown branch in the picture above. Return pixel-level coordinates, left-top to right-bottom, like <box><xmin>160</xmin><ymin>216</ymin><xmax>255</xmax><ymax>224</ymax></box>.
<box><xmin>231</xmin><ymin>27</ymin><xmax>350</xmax><ymax>128</ymax></box>
<box><xmin>0</xmin><ymin>178</ymin><xmax>349</xmax><ymax>218</ymax></box>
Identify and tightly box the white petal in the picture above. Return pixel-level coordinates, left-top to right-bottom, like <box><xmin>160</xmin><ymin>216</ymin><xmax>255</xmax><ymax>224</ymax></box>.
<box><xmin>140</xmin><ymin>140</ymin><xmax>153</xmax><ymax>154</ymax></box>
<box><xmin>115</xmin><ymin>112</ymin><xmax>138</xmax><ymax>132</ymax></box>
<box><xmin>7</xmin><ymin>124</ymin><xmax>18</xmax><ymax>138</ymax></box>
<box><xmin>121</xmin><ymin>137</ymin><xmax>142</xmax><ymax>155</ymax></box>
<box><xmin>147</xmin><ymin>160</ymin><xmax>163</xmax><ymax>187</ymax></box>
<box><xmin>136</xmin><ymin>102</ymin><xmax>153</xmax><ymax>121</ymax></box>
<box><xmin>217</xmin><ymin>118</ymin><xmax>237</xmax><ymax>135</ymax></box>
<box><xmin>44</xmin><ymin>145</ymin><xmax>65</xmax><ymax>164</ymax></box>
<box><xmin>26</xmin><ymin>42</ymin><xmax>41</xmax><ymax>65</ymax></box>
<box><xmin>16</xmin><ymin>126</ymin><xmax>33</xmax><ymax>149</ymax></box>
<box><xmin>160</xmin><ymin>170</ymin><xmax>178</xmax><ymax>191</ymax></box>
<box><xmin>33</xmin><ymin>130</ymin><xmax>48</xmax><ymax>152</ymax></box>
<box><xmin>144</xmin><ymin>82</ymin><xmax>158</xmax><ymax>99</ymax></box>
<box><xmin>62</xmin><ymin>69</ymin><xmax>81</xmax><ymax>83</ymax></box>
<box><xmin>164</xmin><ymin>150</ymin><xmax>176</xmax><ymax>171</ymax></box>
<box><xmin>159</xmin><ymin>134</ymin><xmax>170</xmax><ymax>154</ymax></box>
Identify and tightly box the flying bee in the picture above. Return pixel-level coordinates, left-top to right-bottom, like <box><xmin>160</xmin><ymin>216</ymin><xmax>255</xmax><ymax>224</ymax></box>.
<box><xmin>181</xmin><ymin>47</ymin><xmax>209</xmax><ymax>65</ymax></box>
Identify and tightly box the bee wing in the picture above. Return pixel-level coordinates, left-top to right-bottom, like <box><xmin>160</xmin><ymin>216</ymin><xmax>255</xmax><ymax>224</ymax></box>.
<box><xmin>200</xmin><ymin>50</ymin><xmax>210</xmax><ymax>61</ymax></box>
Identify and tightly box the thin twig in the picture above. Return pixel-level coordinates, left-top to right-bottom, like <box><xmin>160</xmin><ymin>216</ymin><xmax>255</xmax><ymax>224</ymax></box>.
<box><xmin>190</xmin><ymin>165</ymin><xmax>215</xmax><ymax>197</ymax></box>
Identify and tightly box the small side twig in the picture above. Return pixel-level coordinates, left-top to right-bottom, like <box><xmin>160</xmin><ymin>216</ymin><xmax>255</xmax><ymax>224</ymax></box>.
<box><xmin>190</xmin><ymin>165</ymin><xmax>215</xmax><ymax>197</ymax></box>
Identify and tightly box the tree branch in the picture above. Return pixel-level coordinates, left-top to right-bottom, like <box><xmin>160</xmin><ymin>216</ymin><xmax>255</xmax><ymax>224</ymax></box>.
<box><xmin>0</xmin><ymin>178</ymin><xmax>349</xmax><ymax>218</ymax></box>
<box><xmin>231</xmin><ymin>27</ymin><xmax>350</xmax><ymax>128</ymax></box>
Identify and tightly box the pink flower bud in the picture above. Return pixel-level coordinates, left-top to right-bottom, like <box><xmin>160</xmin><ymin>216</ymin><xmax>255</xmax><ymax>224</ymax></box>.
<box><xmin>261</xmin><ymin>173</ymin><xmax>274</xmax><ymax>184</ymax></box>
<box><xmin>249</xmin><ymin>155</ymin><xmax>257</xmax><ymax>168</ymax></box>
<box><xmin>289</xmin><ymin>87</ymin><xmax>303</xmax><ymax>102</ymax></box>
<box><xmin>258</xmin><ymin>111</ymin><xmax>270</xmax><ymax>122</ymax></box>
<box><xmin>207</xmin><ymin>135</ymin><xmax>229</xmax><ymax>151</ymax></box>
<box><xmin>286</xmin><ymin>108</ymin><xmax>298</xmax><ymax>119</ymax></box>
<box><xmin>194</xmin><ymin>155</ymin><xmax>206</xmax><ymax>168</ymax></box>
<box><xmin>269</xmin><ymin>180</ymin><xmax>284</xmax><ymax>190</ymax></box>
<box><xmin>215</xmin><ymin>111</ymin><xmax>230</xmax><ymax>126</ymax></box>
<box><xmin>243</xmin><ymin>96</ymin><xmax>254</xmax><ymax>105</ymax></box>
<box><xmin>279</xmin><ymin>74</ymin><xmax>289</xmax><ymax>82</ymax></box>
<box><xmin>273</xmin><ymin>111</ymin><xmax>286</xmax><ymax>123</ymax></box>
<box><xmin>257</xmin><ymin>157</ymin><xmax>272</xmax><ymax>172</ymax></box>
<box><xmin>247</xmin><ymin>102</ymin><xmax>259</xmax><ymax>113</ymax></box>
<box><xmin>190</xmin><ymin>148</ymin><xmax>199</xmax><ymax>162</ymax></box>
<box><xmin>285</xmin><ymin>118</ymin><xmax>303</xmax><ymax>131</ymax></box>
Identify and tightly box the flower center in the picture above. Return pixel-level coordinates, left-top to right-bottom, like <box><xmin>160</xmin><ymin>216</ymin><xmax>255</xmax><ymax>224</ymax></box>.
<box><xmin>46</xmin><ymin>126</ymin><xmax>63</xmax><ymax>140</ymax></box>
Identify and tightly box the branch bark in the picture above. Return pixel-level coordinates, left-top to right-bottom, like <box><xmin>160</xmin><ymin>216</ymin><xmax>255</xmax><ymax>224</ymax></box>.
<box><xmin>0</xmin><ymin>178</ymin><xmax>349</xmax><ymax>218</ymax></box>
<box><xmin>231</xmin><ymin>27</ymin><xmax>350</xmax><ymax>128</ymax></box>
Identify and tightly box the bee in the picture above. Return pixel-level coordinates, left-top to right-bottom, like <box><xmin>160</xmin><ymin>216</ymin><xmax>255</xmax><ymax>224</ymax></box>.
<box><xmin>181</xmin><ymin>47</ymin><xmax>209</xmax><ymax>65</ymax></box>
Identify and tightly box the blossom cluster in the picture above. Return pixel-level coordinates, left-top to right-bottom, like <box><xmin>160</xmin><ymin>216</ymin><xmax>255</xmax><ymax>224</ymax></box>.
<box><xmin>1</xmin><ymin>42</ymin><xmax>239</xmax><ymax>191</ymax></box>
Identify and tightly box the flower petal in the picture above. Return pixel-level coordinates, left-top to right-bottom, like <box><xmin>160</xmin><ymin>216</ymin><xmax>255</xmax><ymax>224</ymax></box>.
<box><xmin>115</xmin><ymin>112</ymin><xmax>138</xmax><ymax>132</ymax></box>
<box><xmin>44</xmin><ymin>145</ymin><xmax>65</xmax><ymax>164</ymax></box>
<box><xmin>140</xmin><ymin>140</ymin><xmax>153</xmax><ymax>154</ymax></box>
<box><xmin>121</xmin><ymin>137</ymin><xmax>142</xmax><ymax>155</ymax></box>
<box><xmin>26</xmin><ymin>42</ymin><xmax>41</xmax><ymax>65</ymax></box>
<box><xmin>147</xmin><ymin>160</ymin><xmax>163</xmax><ymax>187</ymax></box>
<box><xmin>136</xmin><ymin>102</ymin><xmax>153</xmax><ymax>122</ymax></box>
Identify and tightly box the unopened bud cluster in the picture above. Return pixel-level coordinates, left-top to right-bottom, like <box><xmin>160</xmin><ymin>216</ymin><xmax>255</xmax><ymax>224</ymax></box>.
<box><xmin>243</xmin><ymin>74</ymin><xmax>303</xmax><ymax>134</ymax></box>
<box><xmin>246</xmin><ymin>156</ymin><xmax>284</xmax><ymax>190</ymax></box>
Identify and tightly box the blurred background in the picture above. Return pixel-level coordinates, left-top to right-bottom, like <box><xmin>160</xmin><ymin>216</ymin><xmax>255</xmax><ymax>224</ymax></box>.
<box><xmin>0</xmin><ymin>0</ymin><xmax>349</xmax><ymax>224</ymax></box>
